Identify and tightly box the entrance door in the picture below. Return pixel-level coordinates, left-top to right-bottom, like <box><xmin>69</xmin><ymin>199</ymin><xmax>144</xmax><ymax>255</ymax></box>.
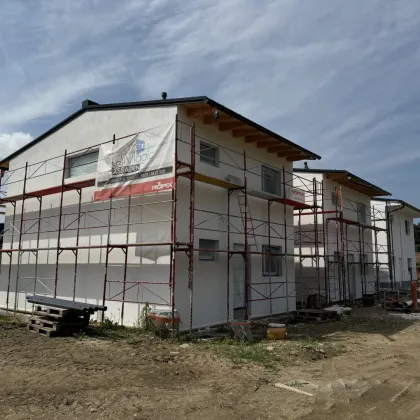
<box><xmin>232</xmin><ymin>243</ymin><xmax>249</xmax><ymax>319</ymax></box>
<box><xmin>348</xmin><ymin>254</ymin><xmax>356</xmax><ymax>299</ymax></box>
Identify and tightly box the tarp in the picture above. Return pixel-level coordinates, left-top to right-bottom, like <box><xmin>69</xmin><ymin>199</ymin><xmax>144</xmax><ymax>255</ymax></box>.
<box><xmin>94</xmin><ymin>123</ymin><xmax>175</xmax><ymax>201</ymax></box>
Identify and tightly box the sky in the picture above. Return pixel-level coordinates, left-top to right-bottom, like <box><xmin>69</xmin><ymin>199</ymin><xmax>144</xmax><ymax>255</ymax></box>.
<box><xmin>1</xmin><ymin>0</ymin><xmax>420</xmax><ymax>206</ymax></box>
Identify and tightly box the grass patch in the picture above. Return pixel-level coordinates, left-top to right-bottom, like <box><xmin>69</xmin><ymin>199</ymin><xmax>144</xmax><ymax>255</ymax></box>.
<box><xmin>203</xmin><ymin>339</ymin><xmax>281</xmax><ymax>368</ymax></box>
<box><xmin>0</xmin><ymin>312</ymin><xmax>26</xmax><ymax>327</ymax></box>
<box><xmin>297</xmin><ymin>336</ymin><xmax>323</xmax><ymax>348</ymax></box>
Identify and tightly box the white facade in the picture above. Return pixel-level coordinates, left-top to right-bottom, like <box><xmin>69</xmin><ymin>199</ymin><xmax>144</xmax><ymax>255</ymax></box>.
<box><xmin>372</xmin><ymin>199</ymin><xmax>420</xmax><ymax>288</ymax></box>
<box><xmin>293</xmin><ymin>170</ymin><xmax>378</xmax><ymax>304</ymax></box>
<box><xmin>0</xmin><ymin>103</ymin><xmax>305</xmax><ymax>330</ymax></box>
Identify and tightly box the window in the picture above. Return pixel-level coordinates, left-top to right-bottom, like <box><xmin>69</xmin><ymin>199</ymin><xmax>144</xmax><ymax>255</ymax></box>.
<box><xmin>262</xmin><ymin>166</ymin><xmax>281</xmax><ymax>196</ymax></box>
<box><xmin>200</xmin><ymin>141</ymin><xmax>219</xmax><ymax>167</ymax></box>
<box><xmin>262</xmin><ymin>245</ymin><xmax>282</xmax><ymax>276</ymax></box>
<box><xmin>199</xmin><ymin>239</ymin><xmax>218</xmax><ymax>261</ymax></box>
<box><xmin>333</xmin><ymin>251</ymin><xmax>340</xmax><ymax>263</ymax></box>
<box><xmin>68</xmin><ymin>151</ymin><xmax>99</xmax><ymax>178</ymax></box>
<box><xmin>405</xmin><ymin>220</ymin><xmax>411</xmax><ymax>235</ymax></box>
<box><xmin>357</xmin><ymin>202</ymin><xmax>367</xmax><ymax>224</ymax></box>
<box><xmin>331</xmin><ymin>191</ymin><xmax>338</xmax><ymax>207</ymax></box>
<box><xmin>408</xmin><ymin>258</ymin><xmax>412</xmax><ymax>278</ymax></box>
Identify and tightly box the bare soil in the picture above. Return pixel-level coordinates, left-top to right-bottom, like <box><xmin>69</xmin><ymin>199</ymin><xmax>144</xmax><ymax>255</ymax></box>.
<box><xmin>1</xmin><ymin>307</ymin><xmax>420</xmax><ymax>420</ymax></box>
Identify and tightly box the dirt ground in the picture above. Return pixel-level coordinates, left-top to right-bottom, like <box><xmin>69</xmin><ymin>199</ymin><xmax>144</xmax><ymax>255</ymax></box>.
<box><xmin>1</xmin><ymin>307</ymin><xmax>420</xmax><ymax>420</ymax></box>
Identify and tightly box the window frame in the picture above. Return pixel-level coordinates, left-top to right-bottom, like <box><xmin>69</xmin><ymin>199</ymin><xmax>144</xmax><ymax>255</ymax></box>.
<box><xmin>199</xmin><ymin>141</ymin><xmax>220</xmax><ymax>167</ymax></box>
<box><xmin>198</xmin><ymin>239</ymin><xmax>219</xmax><ymax>261</ymax></box>
<box><xmin>262</xmin><ymin>245</ymin><xmax>282</xmax><ymax>276</ymax></box>
<box><xmin>67</xmin><ymin>150</ymin><xmax>99</xmax><ymax>179</ymax></box>
<box><xmin>357</xmin><ymin>202</ymin><xmax>367</xmax><ymax>224</ymax></box>
<box><xmin>261</xmin><ymin>166</ymin><xmax>282</xmax><ymax>196</ymax></box>
<box><xmin>405</xmin><ymin>220</ymin><xmax>411</xmax><ymax>235</ymax></box>
<box><xmin>408</xmin><ymin>257</ymin><xmax>412</xmax><ymax>278</ymax></box>
<box><xmin>331</xmin><ymin>191</ymin><xmax>338</xmax><ymax>207</ymax></box>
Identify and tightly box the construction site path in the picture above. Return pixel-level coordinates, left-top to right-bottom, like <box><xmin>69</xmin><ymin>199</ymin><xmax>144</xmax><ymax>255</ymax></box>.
<box><xmin>1</xmin><ymin>307</ymin><xmax>420</xmax><ymax>420</ymax></box>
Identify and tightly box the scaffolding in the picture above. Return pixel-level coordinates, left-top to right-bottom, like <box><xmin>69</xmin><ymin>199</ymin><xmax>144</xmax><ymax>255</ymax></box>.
<box><xmin>0</xmin><ymin>114</ymin><xmax>391</xmax><ymax>330</ymax></box>
<box><xmin>294</xmin><ymin>181</ymin><xmax>391</xmax><ymax>305</ymax></box>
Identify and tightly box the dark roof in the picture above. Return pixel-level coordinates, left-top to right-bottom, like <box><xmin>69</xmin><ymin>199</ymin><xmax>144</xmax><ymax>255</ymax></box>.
<box><xmin>372</xmin><ymin>198</ymin><xmax>420</xmax><ymax>215</ymax></box>
<box><xmin>0</xmin><ymin>96</ymin><xmax>320</xmax><ymax>167</ymax></box>
<box><xmin>294</xmin><ymin>168</ymin><xmax>391</xmax><ymax>197</ymax></box>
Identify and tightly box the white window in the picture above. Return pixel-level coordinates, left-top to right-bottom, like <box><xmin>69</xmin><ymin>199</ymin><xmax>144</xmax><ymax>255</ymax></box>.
<box><xmin>405</xmin><ymin>220</ymin><xmax>410</xmax><ymax>235</ymax></box>
<box><xmin>200</xmin><ymin>141</ymin><xmax>219</xmax><ymax>167</ymax></box>
<box><xmin>262</xmin><ymin>166</ymin><xmax>281</xmax><ymax>196</ymax></box>
<box><xmin>67</xmin><ymin>151</ymin><xmax>99</xmax><ymax>178</ymax></box>
<box><xmin>262</xmin><ymin>245</ymin><xmax>282</xmax><ymax>276</ymax></box>
<box><xmin>357</xmin><ymin>202</ymin><xmax>367</xmax><ymax>224</ymax></box>
<box><xmin>199</xmin><ymin>239</ymin><xmax>218</xmax><ymax>261</ymax></box>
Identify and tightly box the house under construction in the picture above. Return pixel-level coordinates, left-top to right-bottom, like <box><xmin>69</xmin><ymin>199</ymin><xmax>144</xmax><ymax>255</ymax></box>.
<box><xmin>293</xmin><ymin>168</ymin><xmax>391</xmax><ymax>307</ymax></box>
<box><xmin>0</xmin><ymin>96</ymin><xmax>324</xmax><ymax>330</ymax></box>
<box><xmin>0</xmin><ymin>95</ymin><xmax>406</xmax><ymax>330</ymax></box>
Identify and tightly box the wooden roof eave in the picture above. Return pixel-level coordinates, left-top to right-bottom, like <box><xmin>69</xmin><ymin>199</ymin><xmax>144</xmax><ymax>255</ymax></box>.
<box><xmin>183</xmin><ymin>104</ymin><xmax>317</xmax><ymax>163</ymax></box>
<box><xmin>327</xmin><ymin>173</ymin><xmax>385</xmax><ymax>197</ymax></box>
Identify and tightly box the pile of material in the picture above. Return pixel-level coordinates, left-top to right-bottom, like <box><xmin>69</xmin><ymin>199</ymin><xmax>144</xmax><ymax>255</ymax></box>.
<box><xmin>293</xmin><ymin>308</ymin><xmax>341</xmax><ymax>323</ymax></box>
<box><xmin>380</xmin><ymin>288</ymin><xmax>419</xmax><ymax>311</ymax></box>
<box><xmin>26</xmin><ymin>295</ymin><xmax>107</xmax><ymax>337</ymax></box>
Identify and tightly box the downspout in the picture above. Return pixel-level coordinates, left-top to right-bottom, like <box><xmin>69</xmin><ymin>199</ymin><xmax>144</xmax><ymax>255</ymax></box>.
<box><xmin>387</xmin><ymin>201</ymin><xmax>405</xmax><ymax>289</ymax></box>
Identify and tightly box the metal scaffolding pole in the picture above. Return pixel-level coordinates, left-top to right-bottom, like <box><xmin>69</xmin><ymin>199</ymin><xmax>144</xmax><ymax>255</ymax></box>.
<box><xmin>54</xmin><ymin>151</ymin><xmax>67</xmax><ymax>298</ymax></box>
<box><xmin>14</xmin><ymin>163</ymin><xmax>28</xmax><ymax>311</ymax></box>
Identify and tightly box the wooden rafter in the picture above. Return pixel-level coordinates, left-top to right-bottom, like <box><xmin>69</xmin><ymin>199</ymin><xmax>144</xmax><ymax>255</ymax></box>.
<box><xmin>232</xmin><ymin>127</ymin><xmax>258</xmax><ymax>137</ymax></box>
<box><xmin>256</xmin><ymin>139</ymin><xmax>279</xmax><ymax>148</ymax></box>
<box><xmin>277</xmin><ymin>149</ymin><xmax>305</xmax><ymax>157</ymax></box>
<box><xmin>245</xmin><ymin>134</ymin><xmax>270</xmax><ymax>143</ymax></box>
<box><xmin>286</xmin><ymin>154</ymin><xmax>307</xmax><ymax>162</ymax></box>
<box><xmin>267</xmin><ymin>144</ymin><xmax>294</xmax><ymax>153</ymax></box>
<box><xmin>219</xmin><ymin>121</ymin><xmax>245</xmax><ymax>132</ymax></box>
<box><xmin>203</xmin><ymin>115</ymin><xmax>217</xmax><ymax>125</ymax></box>
<box><xmin>187</xmin><ymin>107</ymin><xmax>214</xmax><ymax>118</ymax></box>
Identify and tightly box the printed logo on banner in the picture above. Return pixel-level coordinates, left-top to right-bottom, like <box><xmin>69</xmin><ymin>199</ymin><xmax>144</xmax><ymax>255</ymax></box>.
<box><xmin>136</xmin><ymin>139</ymin><xmax>145</xmax><ymax>154</ymax></box>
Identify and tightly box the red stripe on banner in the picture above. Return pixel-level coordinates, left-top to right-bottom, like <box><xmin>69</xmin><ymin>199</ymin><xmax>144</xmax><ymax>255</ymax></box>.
<box><xmin>94</xmin><ymin>177</ymin><xmax>174</xmax><ymax>201</ymax></box>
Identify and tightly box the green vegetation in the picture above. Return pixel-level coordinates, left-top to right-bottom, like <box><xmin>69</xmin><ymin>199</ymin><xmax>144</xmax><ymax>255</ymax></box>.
<box><xmin>202</xmin><ymin>339</ymin><xmax>281</xmax><ymax>368</ymax></box>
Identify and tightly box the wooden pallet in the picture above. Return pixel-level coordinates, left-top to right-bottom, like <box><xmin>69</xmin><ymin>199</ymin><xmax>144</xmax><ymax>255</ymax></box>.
<box><xmin>33</xmin><ymin>305</ymin><xmax>71</xmax><ymax>317</ymax></box>
<box><xmin>27</xmin><ymin>324</ymin><xmax>57</xmax><ymax>337</ymax></box>
<box><xmin>28</xmin><ymin>316</ymin><xmax>84</xmax><ymax>331</ymax></box>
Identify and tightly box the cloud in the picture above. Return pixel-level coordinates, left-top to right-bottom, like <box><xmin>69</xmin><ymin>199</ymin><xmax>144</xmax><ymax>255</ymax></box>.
<box><xmin>0</xmin><ymin>132</ymin><xmax>33</xmax><ymax>159</ymax></box>
<box><xmin>0</xmin><ymin>0</ymin><xmax>420</xmax><ymax>203</ymax></box>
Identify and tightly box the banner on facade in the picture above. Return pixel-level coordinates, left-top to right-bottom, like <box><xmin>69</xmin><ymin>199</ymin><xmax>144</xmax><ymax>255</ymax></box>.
<box><xmin>94</xmin><ymin>123</ymin><xmax>175</xmax><ymax>201</ymax></box>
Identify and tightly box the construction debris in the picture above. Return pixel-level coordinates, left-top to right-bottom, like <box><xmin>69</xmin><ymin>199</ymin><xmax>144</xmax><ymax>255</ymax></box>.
<box><xmin>293</xmin><ymin>308</ymin><xmax>341</xmax><ymax>323</ymax></box>
<box><xmin>274</xmin><ymin>382</ymin><xmax>314</xmax><ymax>397</ymax></box>
<box><xmin>324</xmin><ymin>305</ymin><xmax>352</xmax><ymax>316</ymax></box>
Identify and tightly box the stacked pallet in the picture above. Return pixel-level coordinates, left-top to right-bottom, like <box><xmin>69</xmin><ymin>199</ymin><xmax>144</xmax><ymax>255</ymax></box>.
<box><xmin>28</xmin><ymin>305</ymin><xmax>89</xmax><ymax>337</ymax></box>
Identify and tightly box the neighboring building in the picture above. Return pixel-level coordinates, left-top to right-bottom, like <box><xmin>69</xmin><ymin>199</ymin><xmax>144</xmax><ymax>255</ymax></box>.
<box><xmin>372</xmin><ymin>199</ymin><xmax>420</xmax><ymax>289</ymax></box>
<box><xmin>293</xmin><ymin>168</ymin><xmax>390</xmax><ymax>305</ymax></box>
<box><xmin>0</xmin><ymin>96</ymin><xmax>320</xmax><ymax>329</ymax></box>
